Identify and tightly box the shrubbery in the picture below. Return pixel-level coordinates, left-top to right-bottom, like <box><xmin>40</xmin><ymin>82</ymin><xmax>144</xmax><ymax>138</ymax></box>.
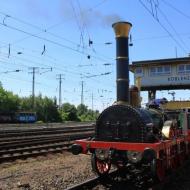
<box><xmin>0</xmin><ymin>85</ymin><xmax>99</xmax><ymax>122</ymax></box>
<box><xmin>59</xmin><ymin>103</ymin><xmax>99</xmax><ymax>122</ymax></box>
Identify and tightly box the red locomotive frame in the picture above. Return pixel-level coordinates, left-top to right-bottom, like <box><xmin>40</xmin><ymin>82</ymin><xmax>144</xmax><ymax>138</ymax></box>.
<box><xmin>73</xmin><ymin>118</ymin><xmax>190</xmax><ymax>181</ymax></box>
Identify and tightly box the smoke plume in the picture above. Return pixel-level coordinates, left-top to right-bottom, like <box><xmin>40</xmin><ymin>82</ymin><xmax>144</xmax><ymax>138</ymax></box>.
<box><xmin>59</xmin><ymin>0</ymin><xmax>123</xmax><ymax>28</ymax></box>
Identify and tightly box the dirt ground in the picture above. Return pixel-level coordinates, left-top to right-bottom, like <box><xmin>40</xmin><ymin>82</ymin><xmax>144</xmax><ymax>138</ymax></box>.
<box><xmin>0</xmin><ymin>152</ymin><xmax>95</xmax><ymax>190</ymax></box>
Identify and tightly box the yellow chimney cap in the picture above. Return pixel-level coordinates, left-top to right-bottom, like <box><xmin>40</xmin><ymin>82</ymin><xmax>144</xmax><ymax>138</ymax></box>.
<box><xmin>112</xmin><ymin>21</ymin><xmax>132</xmax><ymax>38</ymax></box>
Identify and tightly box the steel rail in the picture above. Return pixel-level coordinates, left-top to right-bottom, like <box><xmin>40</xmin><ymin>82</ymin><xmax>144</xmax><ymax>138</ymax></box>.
<box><xmin>0</xmin><ymin>141</ymin><xmax>72</xmax><ymax>156</ymax></box>
<box><xmin>0</xmin><ymin>126</ymin><xmax>94</xmax><ymax>138</ymax></box>
<box><xmin>66</xmin><ymin>170</ymin><xmax>119</xmax><ymax>190</ymax></box>
<box><xmin>0</xmin><ymin>133</ymin><xmax>94</xmax><ymax>150</ymax></box>
<box><xmin>0</xmin><ymin>129</ymin><xmax>94</xmax><ymax>142</ymax></box>
<box><xmin>0</xmin><ymin>146</ymin><xmax>69</xmax><ymax>163</ymax></box>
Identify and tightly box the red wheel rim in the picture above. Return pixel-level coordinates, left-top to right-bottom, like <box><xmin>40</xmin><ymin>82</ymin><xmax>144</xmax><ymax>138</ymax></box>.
<box><xmin>96</xmin><ymin>160</ymin><xmax>110</xmax><ymax>174</ymax></box>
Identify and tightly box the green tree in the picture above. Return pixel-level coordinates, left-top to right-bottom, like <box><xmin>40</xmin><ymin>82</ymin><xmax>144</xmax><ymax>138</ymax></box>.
<box><xmin>40</xmin><ymin>96</ymin><xmax>61</xmax><ymax>122</ymax></box>
<box><xmin>19</xmin><ymin>95</ymin><xmax>61</xmax><ymax>122</ymax></box>
<box><xmin>60</xmin><ymin>103</ymin><xmax>79</xmax><ymax>121</ymax></box>
<box><xmin>0</xmin><ymin>86</ymin><xmax>20</xmax><ymax>113</ymax></box>
<box><xmin>77</xmin><ymin>104</ymin><xmax>88</xmax><ymax>116</ymax></box>
<box><xmin>0</xmin><ymin>84</ymin><xmax>99</xmax><ymax>123</ymax></box>
<box><xmin>19</xmin><ymin>97</ymin><xmax>33</xmax><ymax>111</ymax></box>
<box><xmin>76</xmin><ymin>104</ymin><xmax>99</xmax><ymax>121</ymax></box>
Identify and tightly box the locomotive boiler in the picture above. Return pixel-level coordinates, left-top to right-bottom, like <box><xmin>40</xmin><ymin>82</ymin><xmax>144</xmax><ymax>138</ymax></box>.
<box><xmin>71</xmin><ymin>21</ymin><xmax>190</xmax><ymax>185</ymax></box>
<box><xmin>96</xmin><ymin>22</ymin><xmax>163</xmax><ymax>143</ymax></box>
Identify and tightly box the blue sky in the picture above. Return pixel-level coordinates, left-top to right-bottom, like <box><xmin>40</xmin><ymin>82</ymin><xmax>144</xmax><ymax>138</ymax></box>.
<box><xmin>0</xmin><ymin>0</ymin><xmax>190</xmax><ymax>111</ymax></box>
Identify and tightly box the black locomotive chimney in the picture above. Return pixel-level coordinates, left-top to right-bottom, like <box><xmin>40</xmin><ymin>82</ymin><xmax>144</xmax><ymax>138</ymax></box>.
<box><xmin>112</xmin><ymin>21</ymin><xmax>132</xmax><ymax>103</ymax></box>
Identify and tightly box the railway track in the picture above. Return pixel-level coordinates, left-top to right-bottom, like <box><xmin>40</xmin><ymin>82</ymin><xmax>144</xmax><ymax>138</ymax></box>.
<box><xmin>66</xmin><ymin>169</ymin><xmax>149</xmax><ymax>190</ymax></box>
<box><xmin>66</xmin><ymin>160</ymin><xmax>190</xmax><ymax>190</ymax></box>
<box><xmin>0</xmin><ymin>125</ymin><xmax>94</xmax><ymax>137</ymax></box>
<box><xmin>66</xmin><ymin>176</ymin><xmax>101</xmax><ymax>190</ymax></box>
<box><xmin>0</xmin><ymin>141</ymin><xmax>72</xmax><ymax>163</ymax></box>
<box><xmin>0</xmin><ymin>122</ymin><xmax>94</xmax><ymax>130</ymax></box>
<box><xmin>66</xmin><ymin>171</ymin><xmax>120</xmax><ymax>190</ymax></box>
<box><xmin>0</xmin><ymin>124</ymin><xmax>94</xmax><ymax>163</ymax></box>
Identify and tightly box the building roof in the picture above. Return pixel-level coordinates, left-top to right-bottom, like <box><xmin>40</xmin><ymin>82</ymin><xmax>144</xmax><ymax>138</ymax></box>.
<box><xmin>130</xmin><ymin>57</ymin><xmax>190</xmax><ymax>69</ymax></box>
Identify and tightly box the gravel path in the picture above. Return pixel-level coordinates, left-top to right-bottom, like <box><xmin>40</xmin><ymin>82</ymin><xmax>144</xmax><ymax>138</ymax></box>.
<box><xmin>0</xmin><ymin>152</ymin><xmax>95</xmax><ymax>190</ymax></box>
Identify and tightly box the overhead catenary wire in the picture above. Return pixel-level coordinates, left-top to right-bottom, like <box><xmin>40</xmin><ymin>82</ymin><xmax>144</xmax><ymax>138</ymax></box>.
<box><xmin>76</xmin><ymin>0</ymin><xmax>97</xmax><ymax>54</ymax></box>
<box><xmin>70</xmin><ymin>0</ymin><xmax>85</xmax><ymax>50</ymax></box>
<box><xmin>0</xmin><ymin>0</ymin><xmax>106</xmax><ymax>48</ymax></box>
<box><xmin>0</xmin><ymin>21</ymin><xmax>110</xmax><ymax>63</ymax></box>
<box><xmin>0</xmin><ymin>40</ymin><xmax>115</xmax><ymax>87</ymax></box>
<box><xmin>0</xmin><ymin>6</ymin><xmax>114</xmax><ymax>61</ymax></box>
<box><xmin>0</xmin><ymin>52</ymin><xmax>115</xmax><ymax>91</ymax></box>
<box><xmin>161</xmin><ymin>0</ymin><xmax>190</xmax><ymax>21</ymax></box>
<box><xmin>0</xmin><ymin>5</ymin><xmax>111</xmax><ymax>60</ymax></box>
<box><xmin>0</xmin><ymin>53</ymin><xmax>115</xmax><ymax>100</ymax></box>
<box><xmin>0</xmin><ymin>39</ymin><xmax>114</xmax><ymax>72</ymax></box>
<box><xmin>0</xmin><ymin>7</ymin><xmax>114</xmax><ymax>107</ymax></box>
<box><xmin>133</xmin><ymin>32</ymin><xmax>190</xmax><ymax>41</ymax></box>
<box><xmin>0</xmin><ymin>11</ymin><xmax>114</xmax><ymax>71</ymax></box>
<box><xmin>138</xmin><ymin>0</ymin><xmax>188</xmax><ymax>54</ymax></box>
<box><xmin>0</xmin><ymin>56</ymin><xmax>113</xmax><ymax>108</ymax></box>
<box><xmin>0</xmin><ymin>69</ymin><xmax>21</xmax><ymax>74</ymax></box>
<box><xmin>0</xmin><ymin>10</ymin><xmax>88</xmax><ymax>48</ymax></box>
<box><xmin>0</xmin><ymin>0</ymin><xmax>115</xmax><ymax>108</ymax></box>
<box><xmin>151</xmin><ymin>0</ymin><xmax>189</xmax><ymax>51</ymax></box>
<box><xmin>0</xmin><ymin>43</ymin><xmax>115</xmax><ymax>96</ymax></box>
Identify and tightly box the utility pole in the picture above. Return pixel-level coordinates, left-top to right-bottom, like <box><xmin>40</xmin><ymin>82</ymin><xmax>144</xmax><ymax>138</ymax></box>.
<box><xmin>91</xmin><ymin>92</ymin><xmax>94</xmax><ymax>111</ymax></box>
<box><xmin>91</xmin><ymin>92</ymin><xmax>94</xmax><ymax>117</ymax></box>
<box><xmin>81</xmin><ymin>81</ymin><xmax>84</xmax><ymax>105</ymax></box>
<box><xmin>56</xmin><ymin>74</ymin><xmax>64</xmax><ymax>108</ymax></box>
<box><xmin>29</xmin><ymin>67</ymin><xmax>39</xmax><ymax>109</ymax></box>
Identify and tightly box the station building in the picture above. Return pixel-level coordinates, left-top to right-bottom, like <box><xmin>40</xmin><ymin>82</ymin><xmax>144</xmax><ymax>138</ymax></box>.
<box><xmin>129</xmin><ymin>57</ymin><xmax>190</xmax><ymax>102</ymax></box>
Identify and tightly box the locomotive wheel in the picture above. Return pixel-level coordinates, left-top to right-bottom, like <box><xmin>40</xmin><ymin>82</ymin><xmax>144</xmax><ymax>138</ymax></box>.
<box><xmin>156</xmin><ymin>159</ymin><xmax>166</xmax><ymax>181</ymax></box>
<box><xmin>91</xmin><ymin>154</ymin><xmax>111</xmax><ymax>176</ymax></box>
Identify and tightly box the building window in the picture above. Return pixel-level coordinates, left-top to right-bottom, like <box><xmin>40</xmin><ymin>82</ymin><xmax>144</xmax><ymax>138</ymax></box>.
<box><xmin>164</xmin><ymin>65</ymin><xmax>170</xmax><ymax>73</ymax></box>
<box><xmin>178</xmin><ymin>65</ymin><xmax>184</xmax><ymax>72</ymax></box>
<box><xmin>150</xmin><ymin>65</ymin><xmax>171</xmax><ymax>76</ymax></box>
<box><xmin>150</xmin><ymin>67</ymin><xmax>156</xmax><ymax>73</ymax></box>
<box><xmin>178</xmin><ymin>64</ymin><xmax>190</xmax><ymax>74</ymax></box>
<box><xmin>157</xmin><ymin>66</ymin><xmax>162</xmax><ymax>73</ymax></box>
<box><xmin>187</xmin><ymin>65</ymin><xmax>190</xmax><ymax>71</ymax></box>
<box><xmin>135</xmin><ymin>67</ymin><xmax>143</xmax><ymax>76</ymax></box>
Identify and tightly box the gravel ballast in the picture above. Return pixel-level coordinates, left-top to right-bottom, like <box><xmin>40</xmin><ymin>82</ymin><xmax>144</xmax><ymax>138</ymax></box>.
<box><xmin>0</xmin><ymin>152</ymin><xmax>95</xmax><ymax>190</ymax></box>
<box><xmin>1</xmin><ymin>152</ymin><xmax>190</xmax><ymax>190</ymax></box>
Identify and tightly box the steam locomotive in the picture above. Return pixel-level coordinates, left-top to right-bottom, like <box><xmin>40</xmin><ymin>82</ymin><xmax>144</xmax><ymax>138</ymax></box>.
<box><xmin>71</xmin><ymin>22</ymin><xmax>190</xmax><ymax>184</ymax></box>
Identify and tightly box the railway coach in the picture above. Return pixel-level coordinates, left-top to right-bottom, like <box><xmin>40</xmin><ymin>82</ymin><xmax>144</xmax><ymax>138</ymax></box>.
<box><xmin>0</xmin><ymin>111</ymin><xmax>37</xmax><ymax>123</ymax></box>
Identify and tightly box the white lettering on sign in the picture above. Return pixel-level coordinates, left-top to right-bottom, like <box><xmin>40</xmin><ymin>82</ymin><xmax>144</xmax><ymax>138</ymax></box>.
<box><xmin>168</xmin><ymin>76</ymin><xmax>190</xmax><ymax>81</ymax></box>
